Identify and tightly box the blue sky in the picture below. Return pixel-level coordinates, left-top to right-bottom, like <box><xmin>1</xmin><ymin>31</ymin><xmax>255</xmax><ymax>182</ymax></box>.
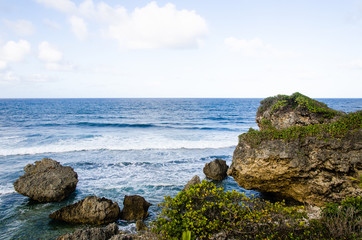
<box><xmin>0</xmin><ymin>0</ymin><xmax>361</xmax><ymax>98</ymax></box>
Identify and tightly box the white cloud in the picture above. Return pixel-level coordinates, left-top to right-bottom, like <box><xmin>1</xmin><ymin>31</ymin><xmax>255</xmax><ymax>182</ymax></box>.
<box><xmin>107</xmin><ymin>2</ymin><xmax>208</xmax><ymax>49</ymax></box>
<box><xmin>0</xmin><ymin>60</ymin><xmax>7</xmax><ymax>70</ymax></box>
<box><xmin>38</xmin><ymin>41</ymin><xmax>63</xmax><ymax>62</ymax></box>
<box><xmin>45</xmin><ymin>62</ymin><xmax>75</xmax><ymax>71</ymax></box>
<box><xmin>36</xmin><ymin>0</ymin><xmax>76</xmax><ymax>13</ymax></box>
<box><xmin>35</xmin><ymin>0</ymin><xmax>208</xmax><ymax>49</ymax></box>
<box><xmin>69</xmin><ymin>16</ymin><xmax>88</xmax><ymax>40</ymax></box>
<box><xmin>4</xmin><ymin>19</ymin><xmax>35</xmax><ymax>36</ymax></box>
<box><xmin>38</xmin><ymin>41</ymin><xmax>76</xmax><ymax>71</ymax></box>
<box><xmin>1</xmin><ymin>40</ymin><xmax>31</xmax><ymax>62</ymax></box>
<box><xmin>224</xmin><ymin>37</ymin><xmax>295</xmax><ymax>58</ymax></box>
<box><xmin>43</xmin><ymin>19</ymin><xmax>62</xmax><ymax>29</ymax></box>
<box><xmin>342</xmin><ymin>60</ymin><xmax>362</xmax><ymax>69</ymax></box>
<box><xmin>0</xmin><ymin>71</ymin><xmax>20</xmax><ymax>84</ymax></box>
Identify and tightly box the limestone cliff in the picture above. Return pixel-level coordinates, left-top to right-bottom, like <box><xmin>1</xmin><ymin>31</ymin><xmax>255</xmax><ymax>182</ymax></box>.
<box><xmin>228</xmin><ymin>93</ymin><xmax>362</xmax><ymax>206</ymax></box>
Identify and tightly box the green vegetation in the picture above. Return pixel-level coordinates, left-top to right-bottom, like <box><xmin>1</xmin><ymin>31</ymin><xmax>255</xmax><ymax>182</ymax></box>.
<box><xmin>151</xmin><ymin>181</ymin><xmax>362</xmax><ymax>239</ymax></box>
<box><xmin>242</xmin><ymin>111</ymin><xmax>361</xmax><ymax>147</ymax></box>
<box><xmin>257</xmin><ymin>92</ymin><xmax>342</xmax><ymax>119</ymax></box>
<box><xmin>321</xmin><ymin>196</ymin><xmax>362</xmax><ymax>239</ymax></box>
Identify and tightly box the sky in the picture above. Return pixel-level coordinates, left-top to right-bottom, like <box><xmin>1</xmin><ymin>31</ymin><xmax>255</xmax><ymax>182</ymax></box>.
<box><xmin>0</xmin><ymin>0</ymin><xmax>362</xmax><ymax>98</ymax></box>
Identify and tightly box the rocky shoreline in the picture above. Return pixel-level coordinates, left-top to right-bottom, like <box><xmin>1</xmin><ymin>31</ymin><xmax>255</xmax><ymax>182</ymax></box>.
<box><xmin>12</xmin><ymin>93</ymin><xmax>361</xmax><ymax>239</ymax></box>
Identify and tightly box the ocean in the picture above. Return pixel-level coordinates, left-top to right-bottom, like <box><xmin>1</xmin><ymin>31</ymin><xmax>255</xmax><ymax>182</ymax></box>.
<box><xmin>0</xmin><ymin>98</ymin><xmax>361</xmax><ymax>240</ymax></box>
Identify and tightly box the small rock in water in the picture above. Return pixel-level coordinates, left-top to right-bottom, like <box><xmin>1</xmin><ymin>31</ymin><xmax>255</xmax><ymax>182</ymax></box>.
<box><xmin>203</xmin><ymin>159</ymin><xmax>229</xmax><ymax>181</ymax></box>
<box><xmin>183</xmin><ymin>175</ymin><xmax>201</xmax><ymax>190</ymax></box>
<box><xmin>49</xmin><ymin>196</ymin><xmax>121</xmax><ymax>225</ymax></box>
<box><xmin>136</xmin><ymin>220</ymin><xmax>146</xmax><ymax>232</ymax></box>
<box><xmin>56</xmin><ymin>223</ymin><xmax>119</xmax><ymax>240</ymax></box>
<box><xmin>13</xmin><ymin>158</ymin><xmax>78</xmax><ymax>202</ymax></box>
<box><xmin>120</xmin><ymin>195</ymin><xmax>151</xmax><ymax>221</ymax></box>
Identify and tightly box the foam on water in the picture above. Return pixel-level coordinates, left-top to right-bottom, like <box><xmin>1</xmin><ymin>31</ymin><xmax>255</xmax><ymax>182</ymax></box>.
<box><xmin>0</xmin><ymin>130</ymin><xmax>239</xmax><ymax>156</ymax></box>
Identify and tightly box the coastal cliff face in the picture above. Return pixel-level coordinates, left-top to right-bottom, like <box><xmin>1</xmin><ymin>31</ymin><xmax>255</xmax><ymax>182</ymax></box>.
<box><xmin>228</xmin><ymin>93</ymin><xmax>362</xmax><ymax>206</ymax></box>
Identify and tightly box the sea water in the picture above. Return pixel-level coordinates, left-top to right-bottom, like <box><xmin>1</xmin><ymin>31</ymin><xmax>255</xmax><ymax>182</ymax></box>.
<box><xmin>0</xmin><ymin>98</ymin><xmax>360</xmax><ymax>240</ymax></box>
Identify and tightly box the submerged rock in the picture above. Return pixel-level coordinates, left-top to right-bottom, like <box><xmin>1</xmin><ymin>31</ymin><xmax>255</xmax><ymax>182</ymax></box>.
<box><xmin>228</xmin><ymin>93</ymin><xmax>362</xmax><ymax>206</ymax></box>
<box><xmin>120</xmin><ymin>195</ymin><xmax>151</xmax><ymax>221</ymax></box>
<box><xmin>203</xmin><ymin>159</ymin><xmax>228</xmax><ymax>181</ymax></box>
<box><xmin>13</xmin><ymin>158</ymin><xmax>78</xmax><ymax>202</ymax></box>
<box><xmin>50</xmin><ymin>196</ymin><xmax>121</xmax><ymax>225</ymax></box>
<box><xmin>184</xmin><ymin>175</ymin><xmax>201</xmax><ymax>190</ymax></box>
<box><xmin>57</xmin><ymin>223</ymin><xmax>119</xmax><ymax>240</ymax></box>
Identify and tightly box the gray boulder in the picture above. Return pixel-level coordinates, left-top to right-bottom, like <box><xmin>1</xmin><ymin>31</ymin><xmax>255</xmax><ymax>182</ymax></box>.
<box><xmin>50</xmin><ymin>196</ymin><xmax>121</xmax><ymax>225</ymax></box>
<box><xmin>57</xmin><ymin>223</ymin><xmax>119</xmax><ymax>240</ymax></box>
<box><xmin>120</xmin><ymin>195</ymin><xmax>151</xmax><ymax>221</ymax></box>
<box><xmin>203</xmin><ymin>159</ymin><xmax>228</xmax><ymax>181</ymax></box>
<box><xmin>183</xmin><ymin>175</ymin><xmax>201</xmax><ymax>190</ymax></box>
<box><xmin>13</xmin><ymin>158</ymin><xmax>78</xmax><ymax>202</ymax></box>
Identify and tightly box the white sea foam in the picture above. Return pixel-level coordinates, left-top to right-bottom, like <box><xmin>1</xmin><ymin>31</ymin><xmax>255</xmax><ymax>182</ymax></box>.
<box><xmin>0</xmin><ymin>134</ymin><xmax>237</xmax><ymax>156</ymax></box>
<box><xmin>0</xmin><ymin>183</ymin><xmax>15</xmax><ymax>195</ymax></box>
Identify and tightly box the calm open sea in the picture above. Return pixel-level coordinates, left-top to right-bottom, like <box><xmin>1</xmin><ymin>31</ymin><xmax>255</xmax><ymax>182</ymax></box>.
<box><xmin>0</xmin><ymin>98</ymin><xmax>361</xmax><ymax>240</ymax></box>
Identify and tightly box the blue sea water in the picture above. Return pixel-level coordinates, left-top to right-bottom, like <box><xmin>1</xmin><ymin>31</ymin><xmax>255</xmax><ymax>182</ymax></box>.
<box><xmin>0</xmin><ymin>98</ymin><xmax>360</xmax><ymax>240</ymax></box>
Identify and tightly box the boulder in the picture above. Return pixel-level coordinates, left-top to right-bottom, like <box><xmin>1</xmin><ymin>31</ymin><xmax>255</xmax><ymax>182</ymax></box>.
<box><xmin>56</xmin><ymin>223</ymin><xmax>119</xmax><ymax>240</ymax></box>
<box><xmin>13</xmin><ymin>158</ymin><xmax>78</xmax><ymax>202</ymax></box>
<box><xmin>256</xmin><ymin>92</ymin><xmax>343</xmax><ymax>130</ymax></box>
<box><xmin>203</xmin><ymin>159</ymin><xmax>228</xmax><ymax>181</ymax></box>
<box><xmin>136</xmin><ymin>220</ymin><xmax>146</xmax><ymax>232</ymax></box>
<box><xmin>49</xmin><ymin>196</ymin><xmax>121</xmax><ymax>225</ymax></box>
<box><xmin>120</xmin><ymin>195</ymin><xmax>151</xmax><ymax>221</ymax></box>
<box><xmin>183</xmin><ymin>175</ymin><xmax>201</xmax><ymax>190</ymax></box>
<box><xmin>228</xmin><ymin>93</ymin><xmax>362</xmax><ymax>206</ymax></box>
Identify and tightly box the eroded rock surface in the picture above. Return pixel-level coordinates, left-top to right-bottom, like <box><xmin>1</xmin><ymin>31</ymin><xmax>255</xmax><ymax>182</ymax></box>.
<box><xmin>203</xmin><ymin>159</ymin><xmax>228</xmax><ymax>181</ymax></box>
<box><xmin>120</xmin><ymin>195</ymin><xmax>151</xmax><ymax>221</ymax></box>
<box><xmin>228</xmin><ymin>93</ymin><xmax>362</xmax><ymax>206</ymax></box>
<box><xmin>50</xmin><ymin>196</ymin><xmax>120</xmax><ymax>224</ymax></box>
<box><xmin>184</xmin><ymin>175</ymin><xmax>201</xmax><ymax>190</ymax></box>
<box><xmin>13</xmin><ymin>158</ymin><xmax>78</xmax><ymax>202</ymax></box>
<box><xmin>57</xmin><ymin>223</ymin><xmax>119</xmax><ymax>240</ymax></box>
<box><xmin>228</xmin><ymin>131</ymin><xmax>362</xmax><ymax>206</ymax></box>
<box><xmin>256</xmin><ymin>92</ymin><xmax>343</xmax><ymax>130</ymax></box>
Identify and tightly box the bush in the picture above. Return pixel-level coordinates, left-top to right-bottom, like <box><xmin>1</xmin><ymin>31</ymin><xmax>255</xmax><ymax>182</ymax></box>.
<box><xmin>151</xmin><ymin>180</ymin><xmax>309</xmax><ymax>240</ymax></box>
<box><xmin>321</xmin><ymin>196</ymin><xmax>362</xmax><ymax>239</ymax></box>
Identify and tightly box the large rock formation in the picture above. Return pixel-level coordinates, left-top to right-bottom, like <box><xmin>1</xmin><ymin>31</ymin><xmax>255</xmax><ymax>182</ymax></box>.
<box><xmin>57</xmin><ymin>223</ymin><xmax>119</xmax><ymax>240</ymax></box>
<box><xmin>228</xmin><ymin>93</ymin><xmax>362</xmax><ymax>206</ymax></box>
<box><xmin>13</xmin><ymin>158</ymin><xmax>78</xmax><ymax>202</ymax></box>
<box><xmin>256</xmin><ymin>92</ymin><xmax>343</xmax><ymax>130</ymax></box>
<box><xmin>203</xmin><ymin>159</ymin><xmax>229</xmax><ymax>181</ymax></box>
<box><xmin>50</xmin><ymin>196</ymin><xmax>121</xmax><ymax>225</ymax></box>
<box><xmin>120</xmin><ymin>195</ymin><xmax>151</xmax><ymax>221</ymax></box>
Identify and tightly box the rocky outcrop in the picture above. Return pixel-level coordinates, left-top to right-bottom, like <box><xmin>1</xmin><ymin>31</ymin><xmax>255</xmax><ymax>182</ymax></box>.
<box><xmin>120</xmin><ymin>195</ymin><xmax>151</xmax><ymax>221</ymax></box>
<box><xmin>13</xmin><ymin>158</ymin><xmax>78</xmax><ymax>202</ymax></box>
<box><xmin>56</xmin><ymin>223</ymin><xmax>119</xmax><ymax>240</ymax></box>
<box><xmin>136</xmin><ymin>220</ymin><xmax>146</xmax><ymax>232</ymax></box>
<box><xmin>256</xmin><ymin>92</ymin><xmax>343</xmax><ymax>130</ymax></box>
<box><xmin>203</xmin><ymin>159</ymin><xmax>229</xmax><ymax>181</ymax></box>
<box><xmin>228</xmin><ymin>93</ymin><xmax>362</xmax><ymax>206</ymax></box>
<box><xmin>50</xmin><ymin>196</ymin><xmax>120</xmax><ymax>225</ymax></box>
<box><xmin>184</xmin><ymin>175</ymin><xmax>201</xmax><ymax>190</ymax></box>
